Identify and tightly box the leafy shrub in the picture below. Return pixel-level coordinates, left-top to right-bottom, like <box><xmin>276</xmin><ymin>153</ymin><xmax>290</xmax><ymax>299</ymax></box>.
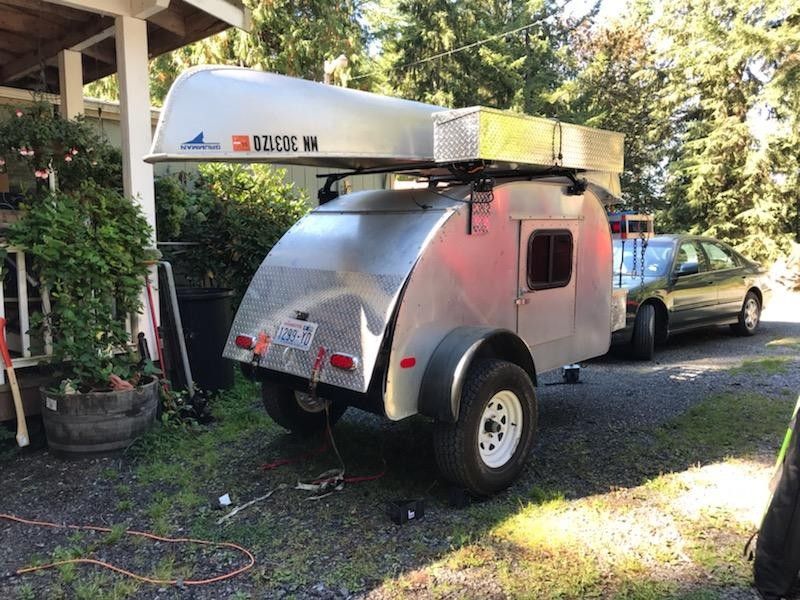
<box><xmin>155</xmin><ymin>164</ymin><xmax>308</xmax><ymax>301</ymax></box>
<box><xmin>9</xmin><ymin>182</ymin><xmax>152</xmax><ymax>388</ymax></box>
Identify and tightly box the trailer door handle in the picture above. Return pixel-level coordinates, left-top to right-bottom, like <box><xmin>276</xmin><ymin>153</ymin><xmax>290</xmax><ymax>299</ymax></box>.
<box><xmin>515</xmin><ymin>297</ymin><xmax>529</xmax><ymax>306</ymax></box>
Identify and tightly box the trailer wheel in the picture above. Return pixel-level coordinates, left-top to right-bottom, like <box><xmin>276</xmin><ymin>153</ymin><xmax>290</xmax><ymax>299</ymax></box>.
<box><xmin>731</xmin><ymin>291</ymin><xmax>761</xmax><ymax>336</ymax></box>
<box><xmin>433</xmin><ymin>359</ymin><xmax>537</xmax><ymax>496</ymax></box>
<box><xmin>261</xmin><ymin>383</ymin><xmax>345</xmax><ymax>435</ymax></box>
<box><xmin>631</xmin><ymin>303</ymin><xmax>655</xmax><ymax>360</ymax></box>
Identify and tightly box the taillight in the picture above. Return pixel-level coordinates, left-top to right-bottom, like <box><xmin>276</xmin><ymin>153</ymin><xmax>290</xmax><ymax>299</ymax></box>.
<box><xmin>330</xmin><ymin>353</ymin><xmax>357</xmax><ymax>370</ymax></box>
<box><xmin>235</xmin><ymin>335</ymin><xmax>255</xmax><ymax>349</ymax></box>
<box><xmin>400</xmin><ymin>357</ymin><xmax>416</xmax><ymax>369</ymax></box>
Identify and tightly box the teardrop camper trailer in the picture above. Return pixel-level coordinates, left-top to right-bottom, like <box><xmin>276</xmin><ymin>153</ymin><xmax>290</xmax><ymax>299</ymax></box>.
<box><xmin>147</xmin><ymin>66</ymin><xmax>628</xmax><ymax>495</ymax></box>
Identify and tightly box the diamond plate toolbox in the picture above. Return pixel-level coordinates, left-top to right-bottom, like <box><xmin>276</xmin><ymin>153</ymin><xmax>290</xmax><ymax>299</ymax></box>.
<box><xmin>433</xmin><ymin>106</ymin><xmax>624</xmax><ymax>174</ymax></box>
<box><xmin>224</xmin><ymin>266</ymin><xmax>405</xmax><ymax>393</ymax></box>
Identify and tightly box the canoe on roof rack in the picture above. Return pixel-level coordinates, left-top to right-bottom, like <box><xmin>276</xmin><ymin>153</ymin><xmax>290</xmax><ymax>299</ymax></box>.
<box><xmin>146</xmin><ymin>67</ymin><xmax>623</xmax><ymax>186</ymax></box>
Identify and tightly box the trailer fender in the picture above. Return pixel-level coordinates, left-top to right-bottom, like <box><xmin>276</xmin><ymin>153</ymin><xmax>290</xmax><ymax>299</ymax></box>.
<box><xmin>418</xmin><ymin>327</ymin><xmax>537</xmax><ymax>423</ymax></box>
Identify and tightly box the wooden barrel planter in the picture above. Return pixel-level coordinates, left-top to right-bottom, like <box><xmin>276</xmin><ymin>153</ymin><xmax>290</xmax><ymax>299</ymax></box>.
<box><xmin>40</xmin><ymin>377</ymin><xmax>159</xmax><ymax>454</ymax></box>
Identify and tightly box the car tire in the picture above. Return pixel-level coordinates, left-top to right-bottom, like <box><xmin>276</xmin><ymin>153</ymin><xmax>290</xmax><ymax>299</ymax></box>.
<box><xmin>731</xmin><ymin>291</ymin><xmax>761</xmax><ymax>337</ymax></box>
<box><xmin>631</xmin><ymin>303</ymin><xmax>655</xmax><ymax>360</ymax></box>
<box><xmin>433</xmin><ymin>359</ymin><xmax>538</xmax><ymax>496</ymax></box>
<box><xmin>261</xmin><ymin>383</ymin><xmax>346</xmax><ymax>434</ymax></box>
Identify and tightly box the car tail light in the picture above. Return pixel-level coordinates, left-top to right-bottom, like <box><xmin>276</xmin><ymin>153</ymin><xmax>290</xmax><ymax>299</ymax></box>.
<box><xmin>330</xmin><ymin>353</ymin><xmax>357</xmax><ymax>370</ymax></box>
<box><xmin>235</xmin><ymin>334</ymin><xmax>255</xmax><ymax>349</ymax></box>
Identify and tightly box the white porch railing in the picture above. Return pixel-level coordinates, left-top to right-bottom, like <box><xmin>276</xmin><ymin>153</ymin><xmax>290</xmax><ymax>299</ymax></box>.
<box><xmin>0</xmin><ymin>246</ymin><xmax>134</xmax><ymax>386</ymax></box>
<box><xmin>0</xmin><ymin>245</ymin><xmax>52</xmax><ymax>385</ymax></box>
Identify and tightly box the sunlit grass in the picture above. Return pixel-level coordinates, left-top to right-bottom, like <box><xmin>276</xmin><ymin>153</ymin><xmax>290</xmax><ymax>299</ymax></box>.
<box><xmin>377</xmin><ymin>392</ymin><xmax>788</xmax><ymax>598</ymax></box>
<box><xmin>730</xmin><ymin>356</ymin><xmax>791</xmax><ymax>375</ymax></box>
<box><xmin>766</xmin><ymin>336</ymin><xmax>800</xmax><ymax>350</ymax></box>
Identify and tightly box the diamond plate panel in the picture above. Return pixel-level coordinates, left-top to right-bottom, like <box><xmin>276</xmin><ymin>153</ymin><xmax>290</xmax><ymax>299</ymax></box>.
<box><xmin>434</xmin><ymin>107</ymin><xmax>624</xmax><ymax>174</ymax></box>
<box><xmin>223</xmin><ymin>266</ymin><xmax>405</xmax><ymax>393</ymax></box>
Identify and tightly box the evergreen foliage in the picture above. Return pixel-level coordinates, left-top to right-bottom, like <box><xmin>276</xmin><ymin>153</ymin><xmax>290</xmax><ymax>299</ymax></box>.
<box><xmin>84</xmin><ymin>0</ymin><xmax>800</xmax><ymax>262</ymax></box>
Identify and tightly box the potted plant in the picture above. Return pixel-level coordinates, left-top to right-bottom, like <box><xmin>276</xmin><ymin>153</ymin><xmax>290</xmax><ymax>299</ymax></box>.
<box><xmin>2</xmin><ymin>103</ymin><xmax>158</xmax><ymax>453</ymax></box>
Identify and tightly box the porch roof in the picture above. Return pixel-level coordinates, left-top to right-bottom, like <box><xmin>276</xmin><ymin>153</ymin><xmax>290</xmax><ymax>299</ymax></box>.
<box><xmin>0</xmin><ymin>0</ymin><xmax>249</xmax><ymax>93</ymax></box>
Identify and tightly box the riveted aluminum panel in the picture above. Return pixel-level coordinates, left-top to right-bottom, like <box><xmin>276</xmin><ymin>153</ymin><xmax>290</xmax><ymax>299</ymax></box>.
<box><xmin>146</xmin><ymin>66</ymin><xmax>445</xmax><ymax>168</ymax></box>
<box><xmin>223</xmin><ymin>266</ymin><xmax>404</xmax><ymax>392</ymax></box>
<box><xmin>433</xmin><ymin>107</ymin><xmax>625</xmax><ymax>174</ymax></box>
<box><xmin>224</xmin><ymin>189</ymin><xmax>458</xmax><ymax>393</ymax></box>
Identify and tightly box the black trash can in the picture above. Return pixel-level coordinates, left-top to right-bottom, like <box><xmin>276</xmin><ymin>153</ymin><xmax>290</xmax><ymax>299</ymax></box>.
<box><xmin>176</xmin><ymin>288</ymin><xmax>235</xmax><ymax>391</ymax></box>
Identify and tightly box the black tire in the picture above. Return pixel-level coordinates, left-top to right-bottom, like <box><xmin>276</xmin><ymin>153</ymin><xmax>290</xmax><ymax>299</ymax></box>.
<box><xmin>261</xmin><ymin>383</ymin><xmax>346</xmax><ymax>435</ymax></box>
<box><xmin>432</xmin><ymin>359</ymin><xmax>538</xmax><ymax>496</ymax></box>
<box><xmin>731</xmin><ymin>291</ymin><xmax>761</xmax><ymax>336</ymax></box>
<box><xmin>631</xmin><ymin>303</ymin><xmax>655</xmax><ymax>360</ymax></box>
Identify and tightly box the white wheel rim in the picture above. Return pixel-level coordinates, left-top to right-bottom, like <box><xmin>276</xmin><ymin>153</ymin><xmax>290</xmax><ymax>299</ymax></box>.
<box><xmin>295</xmin><ymin>392</ymin><xmax>325</xmax><ymax>413</ymax></box>
<box><xmin>744</xmin><ymin>298</ymin><xmax>759</xmax><ymax>329</ymax></box>
<box><xmin>477</xmin><ymin>390</ymin><xmax>523</xmax><ymax>469</ymax></box>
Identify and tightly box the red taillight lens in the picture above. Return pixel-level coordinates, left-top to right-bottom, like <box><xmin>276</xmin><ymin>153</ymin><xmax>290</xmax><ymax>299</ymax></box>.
<box><xmin>235</xmin><ymin>335</ymin><xmax>255</xmax><ymax>349</ymax></box>
<box><xmin>330</xmin><ymin>353</ymin><xmax>357</xmax><ymax>370</ymax></box>
<box><xmin>610</xmin><ymin>221</ymin><xmax>621</xmax><ymax>233</ymax></box>
<box><xmin>400</xmin><ymin>357</ymin><xmax>416</xmax><ymax>369</ymax></box>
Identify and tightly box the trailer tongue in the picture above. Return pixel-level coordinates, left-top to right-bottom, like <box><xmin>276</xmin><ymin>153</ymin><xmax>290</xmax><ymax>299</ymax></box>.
<box><xmin>148</xmin><ymin>67</ymin><xmax>627</xmax><ymax>496</ymax></box>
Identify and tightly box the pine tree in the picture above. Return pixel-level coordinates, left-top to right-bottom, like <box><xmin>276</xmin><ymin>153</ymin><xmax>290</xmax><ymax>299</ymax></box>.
<box><xmin>549</xmin><ymin>0</ymin><xmax>665</xmax><ymax>210</ymax></box>
<box><xmin>657</xmin><ymin>0</ymin><xmax>800</xmax><ymax>260</ymax></box>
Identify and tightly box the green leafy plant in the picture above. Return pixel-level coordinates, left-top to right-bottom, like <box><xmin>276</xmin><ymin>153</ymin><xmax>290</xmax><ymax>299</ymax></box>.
<box><xmin>9</xmin><ymin>181</ymin><xmax>152</xmax><ymax>389</ymax></box>
<box><xmin>0</xmin><ymin>102</ymin><xmax>121</xmax><ymax>198</ymax></box>
<box><xmin>155</xmin><ymin>164</ymin><xmax>308</xmax><ymax>301</ymax></box>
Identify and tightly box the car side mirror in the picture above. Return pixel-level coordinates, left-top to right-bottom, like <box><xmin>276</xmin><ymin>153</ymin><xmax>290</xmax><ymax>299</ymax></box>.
<box><xmin>675</xmin><ymin>262</ymin><xmax>699</xmax><ymax>276</ymax></box>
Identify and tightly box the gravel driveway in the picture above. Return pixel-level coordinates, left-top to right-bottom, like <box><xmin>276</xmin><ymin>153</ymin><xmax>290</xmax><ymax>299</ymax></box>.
<box><xmin>1</xmin><ymin>288</ymin><xmax>798</xmax><ymax>599</ymax></box>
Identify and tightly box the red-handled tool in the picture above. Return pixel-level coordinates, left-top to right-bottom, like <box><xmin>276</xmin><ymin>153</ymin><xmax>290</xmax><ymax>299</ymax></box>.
<box><xmin>0</xmin><ymin>317</ymin><xmax>29</xmax><ymax>447</ymax></box>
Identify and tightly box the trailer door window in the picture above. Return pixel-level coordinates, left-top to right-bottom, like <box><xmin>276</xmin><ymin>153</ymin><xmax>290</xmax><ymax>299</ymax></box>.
<box><xmin>527</xmin><ymin>230</ymin><xmax>573</xmax><ymax>290</ymax></box>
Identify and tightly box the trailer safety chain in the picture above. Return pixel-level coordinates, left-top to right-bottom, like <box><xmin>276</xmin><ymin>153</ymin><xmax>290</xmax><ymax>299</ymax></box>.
<box><xmin>0</xmin><ymin>513</ymin><xmax>255</xmax><ymax>586</ymax></box>
<box><xmin>638</xmin><ymin>227</ymin><xmax>648</xmax><ymax>289</ymax></box>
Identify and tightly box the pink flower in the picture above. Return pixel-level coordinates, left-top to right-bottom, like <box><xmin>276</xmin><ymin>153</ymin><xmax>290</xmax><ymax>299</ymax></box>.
<box><xmin>71</xmin><ymin>148</ymin><xmax>78</xmax><ymax>155</ymax></box>
<box><xmin>0</xmin><ymin>158</ymin><xmax>5</xmax><ymax>166</ymax></box>
<box><xmin>15</xmin><ymin>109</ymin><xmax>23</xmax><ymax>118</ymax></box>
<box><xmin>64</xmin><ymin>154</ymin><xmax>73</xmax><ymax>162</ymax></box>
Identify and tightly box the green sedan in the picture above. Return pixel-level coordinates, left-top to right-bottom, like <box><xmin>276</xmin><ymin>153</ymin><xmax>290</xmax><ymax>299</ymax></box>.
<box><xmin>611</xmin><ymin>234</ymin><xmax>772</xmax><ymax>360</ymax></box>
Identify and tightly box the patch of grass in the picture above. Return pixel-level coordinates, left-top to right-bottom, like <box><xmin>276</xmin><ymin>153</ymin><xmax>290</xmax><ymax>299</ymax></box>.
<box><xmin>146</xmin><ymin>492</ymin><xmax>173</xmax><ymax>535</ymax></box>
<box><xmin>653</xmin><ymin>392</ymin><xmax>789</xmax><ymax>461</ymax></box>
<box><xmin>730</xmin><ymin>356</ymin><xmax>791</xmax><ymax>375</ymax></box>
<box><xmin>104</xmin><ymin>523</ymin><xmax>127</xmax><ymax>545</ymax></box>
<box><xmin>766</xmin><ymin>336</ymin><xmax>800</xmax><ymax>350</ymax></box>
<box><xmin>116</xmin><ymin>498</ymin><xmax>133</xmax><ymax>511</ymax></box>
<box><xmin>613</xmin><ymin>579</ymin><xmax>676</xmax><ymax>599</ymax></box>
<box><xmin>15</xmin><ymin>583</ymin><xmax>35</xmax><ymax>600</ymax></box>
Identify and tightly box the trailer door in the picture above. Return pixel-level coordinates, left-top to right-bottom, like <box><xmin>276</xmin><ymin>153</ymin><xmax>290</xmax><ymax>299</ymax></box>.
<box><xmin>516</xmin><ymin>220</ymin><xmax>579</xmax><ymax>356</ymax></box>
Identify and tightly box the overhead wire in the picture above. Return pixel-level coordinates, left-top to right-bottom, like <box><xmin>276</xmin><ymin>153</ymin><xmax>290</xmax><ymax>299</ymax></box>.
<box><xmin>351</xmin><ymin>12</ymin><xmax>557</xmax><ymax>82</ymax></box>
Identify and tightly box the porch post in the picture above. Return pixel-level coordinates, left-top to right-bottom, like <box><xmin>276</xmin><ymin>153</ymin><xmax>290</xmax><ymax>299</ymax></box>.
<box><xmin>115</xmin><ymin>15</ymin><xmax>158</xmax><ymax>357</ymax></box>
<box><xmin>58</xmin><ymin>50</ymin><xmax>84</xmax><ymax>119</ymax></box>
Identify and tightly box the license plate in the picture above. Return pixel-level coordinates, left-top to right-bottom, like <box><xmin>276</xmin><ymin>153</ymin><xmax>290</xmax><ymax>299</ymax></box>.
<box><xmin>273</xmin><ymin>318</ymin><xmax>318</xmax><ymax>351</ymax></box>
